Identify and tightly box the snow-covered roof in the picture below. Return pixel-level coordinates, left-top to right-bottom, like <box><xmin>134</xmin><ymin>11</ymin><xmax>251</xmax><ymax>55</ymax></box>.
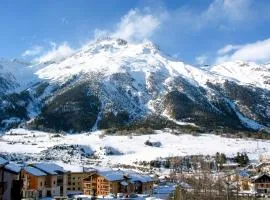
<box><xmin>0</xmin><ymin>157</ymin><xmax>8</xmax><ymax>166</ymax></box>
<box><xmin>98</xmin><ymin>169</ymin><xmax>153</xmax><ymax>183</ymax></box>
<box><xmin>251</xmin><ymin>173</ymin><xmax>270</xmax><ymax>181</ymax></box>
<box><xmin>99</xmin><ymin>170</ymin><xmax>125</xmax><ymax>181</ymax></box>
<box><xmin>4</xmin><ymin>163</ymin><xmax>21</xmax><ymax>174</ymax></box>
<box><xmin>24</xmin><ymin>166</ymin><xmax>47</xmax><ymax>176</ymax></box>
<box><xmin>126</xmin><ymin>171</ymin><xmax>153</xmax><ymax>183</ymax></box>
<box><xmin>255</xmin><ymin>162</ymin><xmax>270</xmax><ymax>168</ymax></box>
<box><xmin>33</xmin><ymin>163</ymin><xmax>66</xmax><ymax>175</ymax></box>
<box><xmin>59</xmin><ymin>163</ymin><xmax>96</xmax><ymax>173</ymax></box>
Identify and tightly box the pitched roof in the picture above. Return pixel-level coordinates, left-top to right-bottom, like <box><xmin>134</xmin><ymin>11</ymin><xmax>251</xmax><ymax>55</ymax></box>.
<box><xmin>251</xmin><ymin>173</ymin><xmax>270</xmax><ymax>182</ymax></box>
<box><xmin>0</xmin><ymin>157</ymin><xmax>8</xmax><ymax>166</ymax></box>
<box><xmin>32</xmin><ymin>163</ymin><xmax>66</xmax><ymax>175</ymax></box>
<box><xmin>4</xmin><ymin>163</ymin><xmax>21</xmax><ymax>174</ymax></box>
<box><xmin>125</xmin><ymin>171</ymin><xmax>153</xmax><ymax>183</ymax></box>
<box><xmin>99</xmin><ymin>170</ymin><xmax>125</xmax><ymax>181</ymax></box>
<box><xmin>24</xmin><ymin>166</ymin><xmax>47</xmax><ymax>176</ymax></box>
<box><xmin>97</xmin><ymin>169</ymin><xmax>153</xmax><ymax>183</ymax></box>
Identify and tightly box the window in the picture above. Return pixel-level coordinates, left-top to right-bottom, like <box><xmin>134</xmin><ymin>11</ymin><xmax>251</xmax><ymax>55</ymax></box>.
<box><xmin>73</xmin><ymin>187</ymin><xmax>75</xmax><ymax>190</ymax></box>
<box><xmin>40</xmin><ymin>181</ymin><xmax>43</xmax><ymax>187</ymax></box>
<box><xmin>78</xmin><ymin>187</ymin><xmax>80</xmax><ymax>190</ymax></box>
<box><xmin>53</xmin><ymin>180</ymin><xmax>56</xmax><ymax>185</ymax></box>
<box><xmin>67</xmin><ymin>188</ymin><xmax>70</xmax><ymax>190</ymax></box>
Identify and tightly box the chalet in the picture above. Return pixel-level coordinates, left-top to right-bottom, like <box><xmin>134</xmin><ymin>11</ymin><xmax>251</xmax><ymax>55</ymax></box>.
<box><xmin>22</xmin><ymin>163</ymin><xmax>67</xmax><ymax>199</ymax></box>
<box><xmin>83</xmin><ymin>170</ymin><xmax>153</xmax><ymax>196</ymax></box>
<box><xmin>251</xmin><ymin>173</ymin><xmax>270</xmax><ymax>194</ymax></box>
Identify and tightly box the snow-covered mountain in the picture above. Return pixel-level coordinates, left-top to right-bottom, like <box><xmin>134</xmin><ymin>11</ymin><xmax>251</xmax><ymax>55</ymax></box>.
<box><xmin>0</xmin><ymin>59</ymin><xmax>36</xmax><ymax>94</ymax></box>
<box><xmin>1</xmin><ymin>38</ymin><xmax>270</xmax><ymax>132</ymax></box>
<box><xmin>211</xmin><ymin>61</ymin><xmax>270</xmax><ymax>90</ymax></box>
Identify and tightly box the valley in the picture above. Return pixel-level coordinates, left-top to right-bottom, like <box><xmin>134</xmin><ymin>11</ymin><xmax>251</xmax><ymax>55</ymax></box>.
<box><xmin>0</xmin><ymin>128</ymin><xmax>269</xmax><ymax>168</ymax></box>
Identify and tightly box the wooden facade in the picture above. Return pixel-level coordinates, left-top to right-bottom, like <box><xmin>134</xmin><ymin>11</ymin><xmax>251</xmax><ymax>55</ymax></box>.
<box><xmin>83</xmin><ymin>171</ymin><xmax>153</xmax><ymax>196</ymax></box>
<box><xmin>252</xmin><ymin>174</ymin><xmax>270</xmax><ymax>194</ymax></box>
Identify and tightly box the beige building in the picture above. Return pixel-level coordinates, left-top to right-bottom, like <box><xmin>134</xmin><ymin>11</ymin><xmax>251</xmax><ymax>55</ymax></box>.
<box><xmin>66</xmin><ymin>168</ymin><xmax>96</xmax><ymax>194</ymax></box>
<box><xmin>67</xmin><ymin>172</ymin><xmax>84</xmax><ymax>192</ymax></box>
<box><xmin>22</xmin><ymin>163</ymin><xmax>67</xmax><ymax>199</ymax></box>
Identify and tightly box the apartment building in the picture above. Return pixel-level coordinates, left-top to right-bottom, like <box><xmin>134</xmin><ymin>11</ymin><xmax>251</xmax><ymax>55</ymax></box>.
<box><xmin>83</xmin><ymin>170</ymin><xmax>153</xmax><ymax>196</ymax></box>
<box><xmin>22</xmin><ymin>163</ymin><xmax>67</xmax><ymax>199</ymax></box>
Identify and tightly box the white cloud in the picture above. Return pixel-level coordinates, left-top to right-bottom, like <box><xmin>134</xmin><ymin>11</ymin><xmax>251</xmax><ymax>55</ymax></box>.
<box><xmin>158</xmin><ymin>0</ymin><xmax>254</xmax><ymax>36</ymax></box>
<box><xmin>195</xmin><ymin>55</ymin><xmax>208</xmax><ymax>65</ymax></box>
<box><xmin>111</xmin><ymin>9</ymin><xmax>163</xmax><ymax>41</ymax></box>
<box><xmin>216</xmin><ymin>38</ymin><xmax>270</xmax><ymax>63</ymax></box>
<box><xmin>217</xmin><ymin>44</ymin><xmax>243</xmax><ymax>55</ymax></box>
<box><xmin>204</xmin><ymin>0</ymin><xmax>252</xmax><ymax>23</ymax></box>
<box><xmin>22</xmin><ymin>46</ymin><xmax>44</xmax><ymax>57</ymax></box>
<box><xmin>91</xmin><ymin>8</ymin><xmax>164</xmax><ymax>42</ymax></box>
<box><xmin>34</xmin><ymin>42</ymin><xmax>75</xmax><ymax>63</ymax></box>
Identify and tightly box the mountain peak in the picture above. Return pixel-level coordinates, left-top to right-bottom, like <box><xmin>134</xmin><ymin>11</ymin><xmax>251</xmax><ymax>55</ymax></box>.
<box><xmin>1</xmin><ymin>40</ymin><xmax>270</xmax><ymax>132</ymax></box>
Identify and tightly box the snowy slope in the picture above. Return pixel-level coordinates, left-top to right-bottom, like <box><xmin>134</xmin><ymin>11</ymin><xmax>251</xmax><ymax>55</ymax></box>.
<box><xmin>0</xmin><ymin>128</ymin><xmax>269</xmax><ymax>166</ymax></box>
<box><xmin>36</xmin><ymin>39</ymin><xmax>220</xmax><ymax>88</ymax></box>
<box><xmin>211</xmin><ymin>61</ymin><xmax>270</xmax><ymax>90</ymax></box>
<box><xmin>0</xmin><ymin>59</ymin><xmax>39</xmax><ymax>93</ymax></box>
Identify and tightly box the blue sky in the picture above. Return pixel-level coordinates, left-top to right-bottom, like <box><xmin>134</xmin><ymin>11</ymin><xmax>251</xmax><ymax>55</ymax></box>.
<box><xmin>1</xmin><ymin>0</ymin><xmax>270</xmax><ymax>65</ymax></box>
